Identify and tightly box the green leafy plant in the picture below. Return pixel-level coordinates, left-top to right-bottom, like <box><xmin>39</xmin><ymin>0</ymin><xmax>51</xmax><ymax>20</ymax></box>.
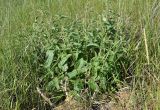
<box><xmin>30</xmin><ymin>13</ymin><xmax>131</xmax><ymax>103</ymax></box>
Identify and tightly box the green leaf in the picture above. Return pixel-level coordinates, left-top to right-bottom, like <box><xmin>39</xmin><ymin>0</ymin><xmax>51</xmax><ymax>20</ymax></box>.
<box><xmin>61</xmin><ymin>64</ymin><xmax>68</xmax><ymax>72</ymax></box>
<box><xmin>54</xmin><ymin>77</ymin><xmax>60</xmax><ymax>90</ymax></box>
<box><xmin>47</xmin><ymin>77</ymin><xmax>60</xmax><ymax>90</ymax></box>
<box><xmin>75</xmin><ymin>58</ymin><xmax>88</xmax><ymax>74</ymax></box>
<box><xmin>73</xmin><ymin>80</ymin><xmax>83</xmax><ymax>92</ymax></box>
<box><xmin>100</xmin><ymin>77</ymin><xmax>106</xmax><ymax>91</ymax></box>
<box><xmin>67</xmin><ymin>70</ymin><xmax>78</xmax><ymax>79</ymax></box>
<box><xmin>88</xmin><ymin>79</ymin><xmax>98</xmax><ymax>91</ymax></box>
<box><xmin>109</xmin><ymin>51</ymin><xmax>115</xmax><ymax>62</ymax></box>
<box><xmin>47</xmin><ymin>80</ymin><xmax>54</xmax><ymax>91</ymax></box>
<box><xmin>73</xmin><ymin>52</ymin><xmax>79</xmax><ymax>61</ymax></box>
<box><xmin>44</xmin><ymin>50</ymin><xmax>54</xmax><ymax>68</ymax></box>
<box><xmin>86</xmin><ymin>43</ymin><xmax>99</xmax><ymax>48</ymax></box>
<box><xmin>77</xmin><ymin>58</ymin><xmax>87</xmax><ymax>70</ymax></box>
<box><xmin>58</xmin><ymin>54</ymin><xmax>72</xmax><ymax>71</ymax></box>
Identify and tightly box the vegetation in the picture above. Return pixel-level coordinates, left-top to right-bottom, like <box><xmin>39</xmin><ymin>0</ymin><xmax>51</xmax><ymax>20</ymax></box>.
<box><xmin>0</xmin><ymin>0</ymin><xmax>160</xmax><ymax>110</ymax></box>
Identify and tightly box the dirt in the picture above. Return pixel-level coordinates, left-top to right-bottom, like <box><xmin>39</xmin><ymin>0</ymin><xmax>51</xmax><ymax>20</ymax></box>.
<box><xmin>54</xmin><ymin>87</ymin><xmax>132</xmax><ymax>110</ymax></box>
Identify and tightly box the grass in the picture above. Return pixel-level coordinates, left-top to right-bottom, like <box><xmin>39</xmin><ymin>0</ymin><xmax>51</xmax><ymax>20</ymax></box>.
<box><xmin>0</xmin><ymin>0</ymin><xmax>160</xmax><ymax>110</ymax></box>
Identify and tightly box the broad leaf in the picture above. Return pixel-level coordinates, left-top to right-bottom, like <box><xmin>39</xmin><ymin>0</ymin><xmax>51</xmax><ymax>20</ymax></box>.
<box><xmin>44</xmin><ymin>50</ymin><xmax>54</xmax><ymax>68</ymax></box>
<box><xmin>88</xmin><ymin>79</ymin><xmax>98</xmax><ymax>91</ymax></box>
<box><xmin>67</xmin><ymin>70</ymin><xmax>78</xmax><ymax>79</ymax></box>
<box><xmin>58</xmin><ymin>54</ymin><xmax>72</xmax><ymax>70</ymax></box>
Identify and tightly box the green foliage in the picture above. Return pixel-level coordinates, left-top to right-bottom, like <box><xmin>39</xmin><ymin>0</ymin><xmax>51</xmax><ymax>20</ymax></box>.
<box><xmin>29</xmin><ymin>13</ymin><xmax>131</xmax><ymax>102</ymax></box>
<box><xmin>1</xmin><ymin>0</ymin><xmax>159</xmax><ymax>109</ymax></box>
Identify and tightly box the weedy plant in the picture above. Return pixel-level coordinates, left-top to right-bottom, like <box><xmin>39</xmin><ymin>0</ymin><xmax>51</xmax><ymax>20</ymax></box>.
<box><xmin>29</xmin><ymin>12</ymin><xmax>132</xmax><ymax>106</ymax></box>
